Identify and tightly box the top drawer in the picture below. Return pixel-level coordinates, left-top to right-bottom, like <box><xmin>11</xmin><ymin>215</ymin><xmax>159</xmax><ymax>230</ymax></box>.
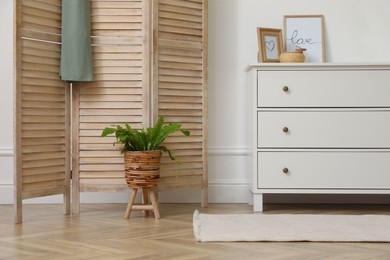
<box><xmin>257</xmin><ymin>70</ymin><xmax>390</xmax><ymax>108</ymax></box>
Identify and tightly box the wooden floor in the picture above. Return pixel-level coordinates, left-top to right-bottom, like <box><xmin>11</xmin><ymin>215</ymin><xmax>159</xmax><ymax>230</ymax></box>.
<box><xmin>1</xmin><ymin>203</ymin><xmax>390</xmax><ymax>259</ymax></box>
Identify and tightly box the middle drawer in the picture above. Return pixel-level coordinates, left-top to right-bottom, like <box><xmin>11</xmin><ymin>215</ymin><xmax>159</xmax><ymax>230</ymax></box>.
<box><xmin>257</xmin><ymin>111</ymin><xmax>390</xmax><ymax>148</ymax></box>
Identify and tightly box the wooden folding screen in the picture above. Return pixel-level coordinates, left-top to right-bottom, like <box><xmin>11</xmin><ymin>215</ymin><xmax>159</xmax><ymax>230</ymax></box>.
<box><xmin>153</xmin><ymin>0</ymin><xmax>208</xmax><ymax>206</ymax></box>
<box><xmin>15</xmin><ymin>0</ymin><xmax>208</xmax><ymax>219</ymax></box>
<box><xmin>14</xmin><ymin>0</ymin><xmax>70</xmax><ymax>223</ymax></box>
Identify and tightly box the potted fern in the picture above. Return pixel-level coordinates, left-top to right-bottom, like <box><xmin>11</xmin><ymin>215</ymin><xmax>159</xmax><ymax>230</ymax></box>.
<box><xmin>101</xmin><ymin>116</ymin><xmax>190</xmax><ymax>188</ymax></box>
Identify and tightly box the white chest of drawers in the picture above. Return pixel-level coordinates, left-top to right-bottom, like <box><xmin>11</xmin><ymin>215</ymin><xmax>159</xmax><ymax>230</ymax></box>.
<box><xmin>248</xmin><ymin>64</ymin><xmax>390</xmax><ymax>212</ymax></box>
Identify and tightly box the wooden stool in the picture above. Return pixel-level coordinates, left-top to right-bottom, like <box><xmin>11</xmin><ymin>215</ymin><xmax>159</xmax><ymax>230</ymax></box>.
<box><xmin>124</xmin><ymin>187</ymin><xmax>160</xmax><ymax>219</ymax></box>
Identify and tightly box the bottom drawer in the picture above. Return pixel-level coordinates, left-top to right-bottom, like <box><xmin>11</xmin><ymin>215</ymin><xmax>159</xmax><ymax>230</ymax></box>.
<box><xmin>257</xmin><ymin>152</ymin><xmax>390</xmax><ymax>189</ymax></box>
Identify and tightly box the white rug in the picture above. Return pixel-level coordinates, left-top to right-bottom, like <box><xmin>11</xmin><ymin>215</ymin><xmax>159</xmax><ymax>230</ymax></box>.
<box><xmin>193</xmin><ymin>210</ymin><xmax>390</xmax><ymax>242</ymax></box>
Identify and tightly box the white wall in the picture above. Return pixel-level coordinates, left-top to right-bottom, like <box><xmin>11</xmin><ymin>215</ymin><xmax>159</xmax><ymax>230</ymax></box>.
<box><xmin>0</xmin><ymin>0</ymin><xmax>15</xmax><ymax>204</ymax></box>
<box><xmin>207</xmin><ymin>0</ymin><xmax>390</xmax><ymax>204</ymax></box>
<box><xmin>1</xmin><ymin>0</ymin><xmax>390</xmax><ymax>204</ymax></box>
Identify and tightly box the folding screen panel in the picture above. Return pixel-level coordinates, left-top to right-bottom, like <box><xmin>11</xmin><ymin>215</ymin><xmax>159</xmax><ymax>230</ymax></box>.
<box><xmin>153</xmin><ymin>0</ymin><xmax>208</xmax><ymax>206</ymax></box>
<box><xmin>14</xmin><ymin>0</ymin><xmax>70</xmax><ymax>223</ymax></box>
<box><xmin>72</xmin><ymin>0</ymin><xmax>151</xmax><ymax>212</ymax></box>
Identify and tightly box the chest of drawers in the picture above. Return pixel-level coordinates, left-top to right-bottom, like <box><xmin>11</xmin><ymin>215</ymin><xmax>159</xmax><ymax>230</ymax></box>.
<box><xmin>248</xmin><ymin>64</ymin><xmax>390</xmax><ymax>211</ymax></box>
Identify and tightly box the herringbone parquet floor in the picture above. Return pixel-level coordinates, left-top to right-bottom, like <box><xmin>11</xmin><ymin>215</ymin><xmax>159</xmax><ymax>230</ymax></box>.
<box><xmin>1</xmin><ymin>203</ymin><xmax>390</xmax><ymax>259</ymax></box>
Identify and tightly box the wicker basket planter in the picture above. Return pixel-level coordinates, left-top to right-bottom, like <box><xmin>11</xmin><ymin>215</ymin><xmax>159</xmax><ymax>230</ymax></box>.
<box><xmin>124</xmin><ymin>150</ymin><xmax>162</xmax><ymax>189</ymax></box>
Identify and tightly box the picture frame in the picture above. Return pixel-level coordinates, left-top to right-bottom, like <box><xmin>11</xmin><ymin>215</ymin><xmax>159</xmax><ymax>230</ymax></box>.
<box><xmin>257</xmin><ymin>28</ymin><xmax>283</xmax><ymax>62</ymax></box>
<box><xmin>284</xmin><ymin>15</ymin><xmax>325</xmax><ymax>63</ymax></box>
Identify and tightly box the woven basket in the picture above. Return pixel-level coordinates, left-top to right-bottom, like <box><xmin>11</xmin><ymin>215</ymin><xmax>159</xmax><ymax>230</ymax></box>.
<box><xmin>124</xmin><ymin>150</ymin><xmax>162</xmax><ymax>189</ymax></box>
<box><xmin>279</xmin><ymin>52</ymin><xmax>305</xmax><ymax>63</ymax></box>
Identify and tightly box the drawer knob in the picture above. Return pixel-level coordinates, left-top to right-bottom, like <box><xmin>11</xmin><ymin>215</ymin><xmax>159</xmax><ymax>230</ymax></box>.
<box><xmin>282</xmin><ymin>168</ymin><xmax>289</xmax><ymax>174</ymax></box>
<box><xmin>282</xmin><ymin>127</ymin><xmax>289</xmax><ymax>133</ymax></box>
<box><xmin>282</xmin><ymin>86</ymin><xmax>289</xmax><ymax>92</ymax></box>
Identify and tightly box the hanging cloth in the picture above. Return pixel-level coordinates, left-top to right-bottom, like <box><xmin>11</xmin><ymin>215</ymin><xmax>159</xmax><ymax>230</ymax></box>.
<box><xmin>60</xmin><ymin>0</ymin><xmax>93</xmax><ymax>81</ymax></box>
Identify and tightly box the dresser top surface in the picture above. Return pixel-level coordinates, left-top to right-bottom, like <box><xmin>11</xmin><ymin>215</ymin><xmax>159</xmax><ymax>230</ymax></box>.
<box><xmin>246</xmin><ymin>63</ymin><xmax>390</xmax><ymax>71</ymax></box>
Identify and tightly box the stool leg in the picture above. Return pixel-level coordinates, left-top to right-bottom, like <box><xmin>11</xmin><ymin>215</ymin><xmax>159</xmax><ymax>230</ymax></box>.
<box><xmin>142</xmin><ymin>188</ymin><xmax>150</xmax><ymax>217</ymax></box>
<box><xmin>124</xmin><ymin>188</ymin><xmax>138</xmax><ymax>219</ymax></box>
<box><xmin>149</xmin><ymin>189</ymin><xmax>160</xmax><ymax>219</ymax></box>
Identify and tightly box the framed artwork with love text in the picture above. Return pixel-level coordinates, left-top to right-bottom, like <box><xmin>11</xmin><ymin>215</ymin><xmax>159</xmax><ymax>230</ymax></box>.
<box><xmin>257</xmin><ymin>27</ymin><xmax>283</xmax><ymax>62</ymax></box>
<box><xmin>284</xmin><ymin>15</ymin><xmax>325</xmax><ymax>63</ymax></box>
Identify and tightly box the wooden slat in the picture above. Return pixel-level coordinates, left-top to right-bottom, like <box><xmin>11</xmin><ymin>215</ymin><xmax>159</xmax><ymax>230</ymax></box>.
<box><xmin>79</xmin><ymin>164</ymin><xmax>124</xmax><ymax>172</ymax></box>
<box><xmin>159</xmin><ymin>4</ymin><xmax>202</xmax><ymax>16</ymax></box>
<box><xmin>22</xmin><ymin>172</ymin><xmax>65</xmax><ymax>184</ymax></box>
<box><xmin>22</xmin><ymin>123</ymin><xmax>66</xmax><ymax>131</ymax></box>
<box><xmin>21</xmin><ymin>138</ymin><xmax>65</xmax><ymax>146</ymax></box>
<box><xmin>79</xmin><ymin>115</ymin><xmax>141</xmax><ymax>123</ymax></box>
<box><xmin>79</xmin><ymin>81</ymin><xmax>142</xmax><ymax>88</ymax></box>
<box><xmin>159</xmin><ymin>17</ymin><xmax>202</xmax><ymax>30</ymax></box>
<box><xmin>79</xmin><ymin>94</ymin><xmax>142</xmax><ymax>102</ymax></box>
<box><xmin>158</xmin><ymin>174</ymin><xmax>203</xmax><ymax>190</ymax></box>
<box><xmin>23</xmin><ymin>180</ymin><xmax>65</xmax><ymax>191</ymax></box>
<box><xmin>79</xmin><ymin>150</ymin><xmax>122</xmax><ymax>158</ymax></box>
<box><xmin>92</xmin><ymin>22</ymin><xmax>142</xmax><ymax>30</ymax></box>
<box><xmin>79</xmin><ymin>157</ymin><xmax>123</xmax><ymax>164</ymax></box>
<box><xmin>22</xmin><ymin>39</ymin><xmax>61</xmax><ymax>52</ymax></box>
<box><xmin>22</xmin><ymin>46</ymin><xmax>60</xmax><ymax>59</ymax></box>
<box><xmin>21</xmin><ymin>187</ymin><xmax>65</xmax><ymax>200</ymax></box>
<box><xmin>22</xmin><ymin>165</ymin><xmax>65</xmax><ymax>177</ymax></box>
<box><xmin>158</xmin><ymin>39</ymin><xmax>202</xmax><ymax>50</ymax></box>
<box><xmin>23</xmin><ymin>151</ymin><xmax>66</xmax><ymax>161</ymax></box>
<box><xmin>22</xmin><ymin>86</ymin><xmax>65</xmax><ymax>95</ymax></box>
<box><xmin>22</xmin><ymin>93</ymin><xmax>65</xmax><ymax>102</ymax></box>
<box><xmin>90</xmin><ymin>8</ymin><xmax>142</xmax><ymax>16</ymax></box>
<box><xmin>22</xmin><ymin>55</ymin><xmax>60</xmax><ymax>66</ymax></box>
<box><xmin>22</xmin><ymin>158</ymin><xmax>65</xmax><ymax>169</ymax></box>
<box><xmin>94</xmin><ymin>67</ymin><xmax>142</xmax><ymax>74</ymax></box>
<box><xmin>159</xmin><ymin>68</ymin><xmax>202</xmax><ymax>77</ymax></box>
<box><xmin>159</xmin><ymin>75</ymin><xmax>202</xmax><ymax>84</ymax></box>
<box><xmin>79</xmin><ymin>88</ymin><xmax>142</xmax><ymax>95</ymax></box>
<box><xmin>22</xmin><ymin>6</ymin><xmax>61</xmax><ymax>20</ymax></box>
<box><xmin>92</xmin><ymin>30</ymin><xmax>143</xmax><ymax>37</ymax></box>
<box><xmin>79</xmin><ymin>109</ymin><xmax>142</xmax><ymax>116</ymax></box>
<box><xmin>93</xmin><ymin>45</ymin><xmax>143</xmax><ymax>53</ymax></box>
<box><xmin>22</xmin><ymin>0</ymin><xmax>61</xmax><ymax>13</ymax></box>
<box><xmin>92</xmin><ymin>1</ymin><xmax>142</xmax><ymax>9</ymax></box>
<box><xmin>94</xmin><ymin>53</ymin><xmax>142</xmax><ymax>60</ymax></box>
<box><xmin>94</xmin><ymin>59</ymin><xmax>143</xmax><ymax>67</ymax></box>
<box><xmin>91</xmin><ymin>15</ymin><xmax>142</xmax><ymax>23</ymax></box>
<box><xmin>22</xmin><ymin>107</ymin><xmax>65</xmax><ymax>116</ymax></box>
<box><xmin>159</xmin><ymin>31</ymin><xmax>202</xmax><ymax>43</ymax></box>
<box><xmin>159</xmin><ymin>61</ymin><xmax>202</xmax><ymax>71</ymax></box>
<box><xmin>79</xmin><ymin>101</ymin><xmax>142</xmax><ymax>109</ymax></box>
<box><xmin>159</xmin><ymin>0</ymin><xmax>202</xmax><ymax>10</ymax></box>
<box><xmin>22</xmin><ymin>21</ymin><xmax>61</xmax><ymax>35</ymax></box>
<box><xmin>159</xmin><ymin>11</ymin><xmax>202</xmax><ymax>23</ymax></box>
<box><xmin>21</xmin><ymin>100</ymin><xmax>65</xmax><ymax>109</ymax></box>
<box><xmin>91</xmin><ymin>36</ymin><xmax>142</xmax><ymax>45</ymax></box>
<box><xmin>79</xmin><ymin>122</ymin><xmax>143</xmax><ymax>130</ymax></box>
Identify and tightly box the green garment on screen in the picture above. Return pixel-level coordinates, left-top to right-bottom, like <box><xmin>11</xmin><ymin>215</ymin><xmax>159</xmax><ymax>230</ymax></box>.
<box><xmin>60</xmin><ymin>0</ymin><xmax>93</xmax><ymax>81</ymax></box>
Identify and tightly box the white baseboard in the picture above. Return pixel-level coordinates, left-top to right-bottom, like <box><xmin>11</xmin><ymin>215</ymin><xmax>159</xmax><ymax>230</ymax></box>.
<box><xmin>208</xmin><ymin>147</ymin><xmax>251</xmax><ymax>156</ymax></box>
<box><xmin>0</xmin><ymin>147</ymin><xmax>13</xmax><ymax>157</ymax></box>
<box><xmin>0</xmin><ymin>182</ymin><xmax>13</xmax><ymax>204</ymax></box>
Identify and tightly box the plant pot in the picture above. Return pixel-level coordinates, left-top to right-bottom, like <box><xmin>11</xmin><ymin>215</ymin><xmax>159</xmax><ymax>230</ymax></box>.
<box><xmin>124</xmin><ymin>150</ymin><xmax>162</xmax><ymax>188</ymax></box>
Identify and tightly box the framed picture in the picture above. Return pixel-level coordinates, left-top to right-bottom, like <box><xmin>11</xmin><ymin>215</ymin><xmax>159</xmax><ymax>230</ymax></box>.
<box><xmin>257</xmin><ymin>28</ymin><xmax>283</xmax><ymax>62</ymax></box>
<box><xmin>284</xmin><ymin>15</ymin><xmax>325</xmax><ymax>63</ymax></box>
